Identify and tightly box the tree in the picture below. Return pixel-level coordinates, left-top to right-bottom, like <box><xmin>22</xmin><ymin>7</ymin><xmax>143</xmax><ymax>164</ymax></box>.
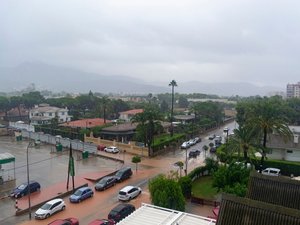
<box><xmin>178</xmin><ymin>176</ymin><xmax>192</xmax><ymax>198</ymax></box>
<box><xmin>131</xmin><ymin>104</ymin><xmax>163</xmax><ymax>156</ymax></box>
<box><xmin>212</xmin><ymin>162</ymin><xmax>250</xmax><ymax>197</ymax></box>
<box><xmin>241</xmin><ymin>97</ymin><xmax>293</xmax><ymax>170</ymax></box>
<box><xmin>169</xmin><ymin>80</ymin><xmax>177</xmax><ymax>137</ymax></box>
<box><xmin>178</xmin><ymin>95</ymin><xmax>189</xmax><ymax>108</ymax></box>
<box><xmin>229</xmin><ymin>125</ymin><xmax>259</xmax><ymax>163</ymax></box>
<box><xmin>131</xmin><ymin>155</ymin><xmax>141</xmax><ymax>173</ymax></box>
<box><xmin>202</xmin><ymin>145</ymin><xmax>209</xmax><ymax>158</ymax></box>
<box><xmin>160</xmin><ymin>100</ymin><xmax>169</xmax><ymax>113</ymax></box>
<box><xmin>148</xmin><ymin>174</ymin><xmax>185</xmax><ymax>211</ymax></box>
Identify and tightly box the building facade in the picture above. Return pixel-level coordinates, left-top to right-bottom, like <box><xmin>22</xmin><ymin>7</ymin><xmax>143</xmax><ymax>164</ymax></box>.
<box><xmin>29</xmin><ymin>104</ymin><xmax>72</xmax><ymax>125</ymax></box>
<box><xmin>287</xmin><ymin>82</ymin><xmax>300</xmax><ymax>98</ymax></box>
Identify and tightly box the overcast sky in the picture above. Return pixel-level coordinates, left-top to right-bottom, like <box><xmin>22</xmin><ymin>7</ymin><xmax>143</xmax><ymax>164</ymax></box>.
<box><xmin>1</xmin><ymin>0</ymin><xmax>300</xmax><ymax>88</ymax></box>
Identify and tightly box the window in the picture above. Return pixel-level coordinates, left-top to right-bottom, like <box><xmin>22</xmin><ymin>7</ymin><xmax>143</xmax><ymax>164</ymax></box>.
<box><xmin>287</xmin><ymin>150</ymin><xmax>293</xmax><ymax>153</ymax></box>
<box><xmin>49</xmin><ymin>112</ymin><xmax>52</xmax><ymax>116</ymax></box>
<box><xmin>61</xmin><ymin>112</ymin><xmax>65</xmax><ymax>115</ymax></box>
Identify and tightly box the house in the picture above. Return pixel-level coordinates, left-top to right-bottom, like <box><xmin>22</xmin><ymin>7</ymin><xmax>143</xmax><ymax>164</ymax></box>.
<box><xmin>266</xmin><ymin>125</ymin><xmax>300</xmax><ymax>161</ymax></box>
<box><xmin>174</xmin><ymin>114</ymin><xmax>195</xmax><ymax>125</ymax></box>
<box><xmin>29</xmin><ymin>104</ymin><xmax>72</xmax><ymax>125</ymax></box>
<box><xmin>61</xmin><ymin>118</ymin><xmax>111</xmax><ymax>129</ymax></box>
<box><xmin>119</xmin><ymin>109</ymin><xmax>143</xmax><ymax>122</ymax></box>
<box><xmin>2</xmin><ymin>106</ymin><xmax>30</xmax><ymax>123</ymax></box>
<box><xmin>100</xmin><ymin>121</ymin><xmax>171</xmax><ymax>143</ymax></box>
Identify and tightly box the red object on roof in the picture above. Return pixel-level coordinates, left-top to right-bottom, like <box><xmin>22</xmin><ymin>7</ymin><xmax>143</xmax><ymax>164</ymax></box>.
<box><xmin>213</xmin><ymin>206</ymin><xmax>220</xmax><ymax>217</ymax></box>
<box><xmin>61</xmin><ymin>118</ymin><xmax>111</xmax><ymax>128</ymax></box>
<box><xmin>119</xmin><ymin>109</ymin><xmax>143</xmax><ymax>115</ymax></box>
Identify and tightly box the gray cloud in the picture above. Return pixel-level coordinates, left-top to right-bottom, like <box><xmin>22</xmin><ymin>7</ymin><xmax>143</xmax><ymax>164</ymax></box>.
<box><xmin>1</xmin><ymin>0</ymin><xmax>300</xmax><ymax>89</ymax></box>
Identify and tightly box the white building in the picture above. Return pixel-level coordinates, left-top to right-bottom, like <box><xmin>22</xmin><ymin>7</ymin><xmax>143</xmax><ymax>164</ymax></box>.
<box><xmin>29</xmin><ymin>104</ymin><xmax>72</xmax><ymax>125</ymax></box>
<box><xmin>287</xmin><ymin>82</ymin><xmax>300</xmax><ymax>98</ymax></box>
<box><xmin>266</xmin><ymin>126</ymin><xmax>300</xmax><ymax>161</ymax></box>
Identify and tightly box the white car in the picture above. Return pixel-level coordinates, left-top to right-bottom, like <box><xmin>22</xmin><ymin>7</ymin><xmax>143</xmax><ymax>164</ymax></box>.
<box><xmin>118</xmin><ymin>185</ymin><xmax>142</xmax><ymax>201</ymax></box>
<box><xmin>261</xmin><ymin>168</ymin><xmax>281</xmax><ymax>176</ymax></box>
<box><xmin>35</xmin><ymin>198</ymin><xmax>65</xmax><ymax>219</ymax></box>
<box><xmin>104</xmin><ymin>146</ymin><xmax>120</xmax><ymax>153</ymax></box>
<box><xmin>180</xmin><ymin>142</ymin><xmax>190</xmax><ymax>149</ymax></box>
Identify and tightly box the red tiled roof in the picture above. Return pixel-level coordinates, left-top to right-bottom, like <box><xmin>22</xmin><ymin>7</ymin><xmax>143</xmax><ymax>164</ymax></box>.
<box><xmin>119</xmin><ymin>109</ymin><xmax>143</xmax><ymax>115</ymax></box>
<box><xmin>61</xmin><ymin>118</ymin><xmax>111</xmax><ymax>128</ymax></box>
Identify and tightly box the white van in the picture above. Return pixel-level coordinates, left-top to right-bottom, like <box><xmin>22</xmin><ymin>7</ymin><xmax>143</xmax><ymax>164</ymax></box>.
<box><xmin>261</xmin><ymin>168</ymin><xmax>281</xmax><ymax>176</ymax></box>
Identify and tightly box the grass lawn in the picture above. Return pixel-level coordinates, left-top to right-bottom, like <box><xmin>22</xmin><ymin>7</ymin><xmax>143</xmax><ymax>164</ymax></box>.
<box><xmin>192</xmin><ymin>176</ymin><xmax>218</xmax><ymax>199</ymax></box>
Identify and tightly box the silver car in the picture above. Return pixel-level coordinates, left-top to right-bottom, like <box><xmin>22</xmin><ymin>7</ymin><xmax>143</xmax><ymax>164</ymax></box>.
<box><xmin>118</xmin><ymin>186</ymin><xmax>141</xmax><ymax>201</ymax></box>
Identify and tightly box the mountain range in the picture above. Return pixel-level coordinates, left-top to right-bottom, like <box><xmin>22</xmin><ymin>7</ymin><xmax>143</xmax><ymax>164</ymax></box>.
<box><xmin>0</xmin><ymin>62</ymin><xmax>285</xmax><ymax>97</ymax></box>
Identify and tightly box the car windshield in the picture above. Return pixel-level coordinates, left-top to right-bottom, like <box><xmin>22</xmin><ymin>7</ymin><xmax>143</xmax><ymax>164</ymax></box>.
<box><xmin>40</xmin><ymin>203</ymin><xmax>52</xmax><ymax>210</ymax></box>
<box><xmin>17</xmin><ymin>184</ymin><xmax>26</xmax><ymax>190</ymax></box>
<box><xmin>119</xmin><ymin>191</ymin><xmax>127</xmax><ymax>195</ymax></box>
<box><xmin>74</xmin><ymin>189</ymin><xmax>83</xmax><ymax>196</ymax></box>
<box><xmin>98</xmin><ymin>178</ymin><xmax>108</xmax><ymax>185</ymax></box>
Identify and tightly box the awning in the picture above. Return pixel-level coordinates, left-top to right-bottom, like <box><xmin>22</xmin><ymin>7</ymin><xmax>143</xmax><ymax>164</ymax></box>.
<box><xmin>0</xmin><ymin>153</ymin><xmax>15</xmax><ymax>164</ymax></box>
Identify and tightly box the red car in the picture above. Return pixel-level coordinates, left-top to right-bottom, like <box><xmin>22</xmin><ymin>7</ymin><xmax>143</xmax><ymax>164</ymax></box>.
<box><xmin>97</xmin><ymin>144</ymin><xmax>106</xmax><ymax>151</ymax></box>
<box><xmin>88</xmin><ymin>219</ymin><xmax>115</xmax><ymax>225</ymax></box>
<box><xmin>48</xmin><ymin>217</ymin><xmax>79</xmax><ymax>225</ymax></box>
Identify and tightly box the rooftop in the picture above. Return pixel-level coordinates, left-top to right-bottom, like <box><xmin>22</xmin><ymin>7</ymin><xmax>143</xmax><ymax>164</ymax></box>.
<box><xmin>61</xmin><ymin>118</ymin><xmax>111</xmax><ymax>128</ymax></box>
<box><xmin>117</xmin><ymin>203</ymin><xmax>216</xmax><ymax>225</ymax></box>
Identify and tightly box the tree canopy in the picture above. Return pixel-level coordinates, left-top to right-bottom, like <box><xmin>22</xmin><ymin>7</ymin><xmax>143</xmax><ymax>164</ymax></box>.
<box><xmin>148</xmin><ymin>174</ymin><xmax>185</xmax><ymax>211</ymax></box>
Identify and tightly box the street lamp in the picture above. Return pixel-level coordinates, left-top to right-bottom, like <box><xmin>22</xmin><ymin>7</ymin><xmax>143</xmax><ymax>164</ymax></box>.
<box><xmin>185</xmin><ymin>148</ymin><xmax>188</xmax><ymax>176</ymax></box>
<box><xmin>26</xmin><ymin>141</ymin><xmax>35</xmax><ymax>220</ymax></box>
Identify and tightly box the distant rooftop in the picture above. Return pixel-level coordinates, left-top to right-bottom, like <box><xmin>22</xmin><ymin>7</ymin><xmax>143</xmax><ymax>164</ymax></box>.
<box><xmin>61</xmin><ymin>118</ymin><xmax>111</xmax><ymax>128</ymax></box>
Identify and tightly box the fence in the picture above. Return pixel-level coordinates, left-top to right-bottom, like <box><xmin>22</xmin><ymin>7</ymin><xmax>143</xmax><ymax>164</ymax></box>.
<box><xmin>85</xmin><ymin>133</ymin><xmax>149</xmax><ymax>157</ymax></box>
<box><xmin>21</xmin><ymin>130</ymin><xmax>97</xmax><ymax>154</ymax></box>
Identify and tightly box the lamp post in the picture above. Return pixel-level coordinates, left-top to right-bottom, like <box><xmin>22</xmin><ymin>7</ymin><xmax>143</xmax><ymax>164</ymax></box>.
<box><xmin>26</xmin><ymin>141</ymin><xmax>34</xmax><ymax>220</ymax></box>
<box><xmin>185</xmin><ymin>148</ymin><xmax>188</xmax><ymax>176</ymax></box>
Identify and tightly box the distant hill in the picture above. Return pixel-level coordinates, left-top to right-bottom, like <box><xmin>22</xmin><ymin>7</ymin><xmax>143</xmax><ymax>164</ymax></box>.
<box><xmin>0</xmin><ymin>62</ymin><xmax>284</xmax><ymax>96</ymax></box>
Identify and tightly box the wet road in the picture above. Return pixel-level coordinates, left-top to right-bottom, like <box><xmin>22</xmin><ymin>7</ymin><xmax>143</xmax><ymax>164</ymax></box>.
<box><xmin>0</xmin><ymin>122</ymin><xmax>235</xmax><ymax>225</ymax></box>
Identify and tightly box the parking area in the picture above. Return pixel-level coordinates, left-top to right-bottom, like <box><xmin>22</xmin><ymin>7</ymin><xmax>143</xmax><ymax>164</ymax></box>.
<box><xmin>0</xmin><ymin>136</ymin><xmax>124</xmax><ymax>224</ymax></box>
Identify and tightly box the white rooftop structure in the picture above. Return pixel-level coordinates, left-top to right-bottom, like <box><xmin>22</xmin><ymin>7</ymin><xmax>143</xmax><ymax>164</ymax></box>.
<box><xmin>117</xmin><ymin>203</ymin><xmax>216</xmax><ymax>225</ymax></box>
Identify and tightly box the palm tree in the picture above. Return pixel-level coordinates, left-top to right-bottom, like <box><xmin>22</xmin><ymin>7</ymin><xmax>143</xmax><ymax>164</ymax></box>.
<box><xmin>247</xmin><ymin>98</ymin><xmax>293</xmax><ymax>171</ymax></box>
<box><xmin>229</xmin><ymin>125</ymin><xmax>259</xmax><ymax>164</ymax></box>
<box><xmin>169</xmin><ymin>80</ymin><xmax>177</xmax><ymax>137</ymax></box>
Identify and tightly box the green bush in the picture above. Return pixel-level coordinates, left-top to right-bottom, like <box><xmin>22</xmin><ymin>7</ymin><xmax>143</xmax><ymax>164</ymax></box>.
<box><xmin>178</xmin><ymin>176</ymin><xmax>192</xmax><ymax>198</ymax></box>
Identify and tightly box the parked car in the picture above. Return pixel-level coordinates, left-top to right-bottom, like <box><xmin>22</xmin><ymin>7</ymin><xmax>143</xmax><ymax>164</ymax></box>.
<box><xmin>95</xmin><ymin>176</ymin><xmax>117</xmax><ymax>191</ymax></box>
<box><xmin>188</xmin><ymin>139</ymin><xmax>196</xmax><ymax>146</ymax></box>
<box><xmin>261</xmin><ymin>168</ymin><xmax>281</xmax><ymax>176</ymax></box>
<box><xmin>104</xmin><ymin>146</ymin><xmax>120</xmax><ymax>154</ymax></box>
<box><xmin>48</xmin><ymin>217</ymin><xmax>79</xmax><ymax>225</ymax></box>
<box><xmin>194</xmin><ymin>137</ymin><xmax>201</xmax><ymax>143</ymax></box>
<box><xmin>97</xmin><ymin>144</ymin><xmax>106</xmax><ymax>151</ymax></box>
<box><xmin>180</xmin><ymin>141</ymin><xmax>190</xmax><ymax>149</ymax></box>
<box><xmin>118</xmin><ymin>185</ymin><xmax>142</xmax><ymax>201</ymax></box>
<box><xmin>114</xmin><ymin>167</ymin><xmax>133</xmax><ymax>182</ymax></box>
<box><xmin>11</xmin><ymin>181</ymin><xmax>41</xmax><ymax>198</ymax></box>
<box><xmin>35</xmin><ymin>198</ymin><xmax>65</xmax><ymax>219</ymax></box>
<box><xmin>108</xmin><ymin>203</ymin><xmax>135</xmax><ymax>223</ymax></box>
<box><xmin>189</xmin><ymin>149</ymin><xmax>200</xmax><ymax>158</ymax></box>
<box><xmin>88</xmin><ymin>219</ymin><xmax>115</xmax><ymax>225</ymax></box>
<box><xmin>69</xmin><ymin>186</ymin><xmax>94</xmax><ymax>203</ymax></box>
<box><xmin>208</xmin><ymin>134</ymin><xmax>216</xmax><ymax>140</ymax></box>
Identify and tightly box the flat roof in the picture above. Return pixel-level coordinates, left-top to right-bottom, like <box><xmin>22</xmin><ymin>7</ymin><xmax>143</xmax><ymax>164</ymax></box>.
<box><xmin>117</xmin><ymin>203</ymin><xmax>216</xmax><ymax>225</ymax></box>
